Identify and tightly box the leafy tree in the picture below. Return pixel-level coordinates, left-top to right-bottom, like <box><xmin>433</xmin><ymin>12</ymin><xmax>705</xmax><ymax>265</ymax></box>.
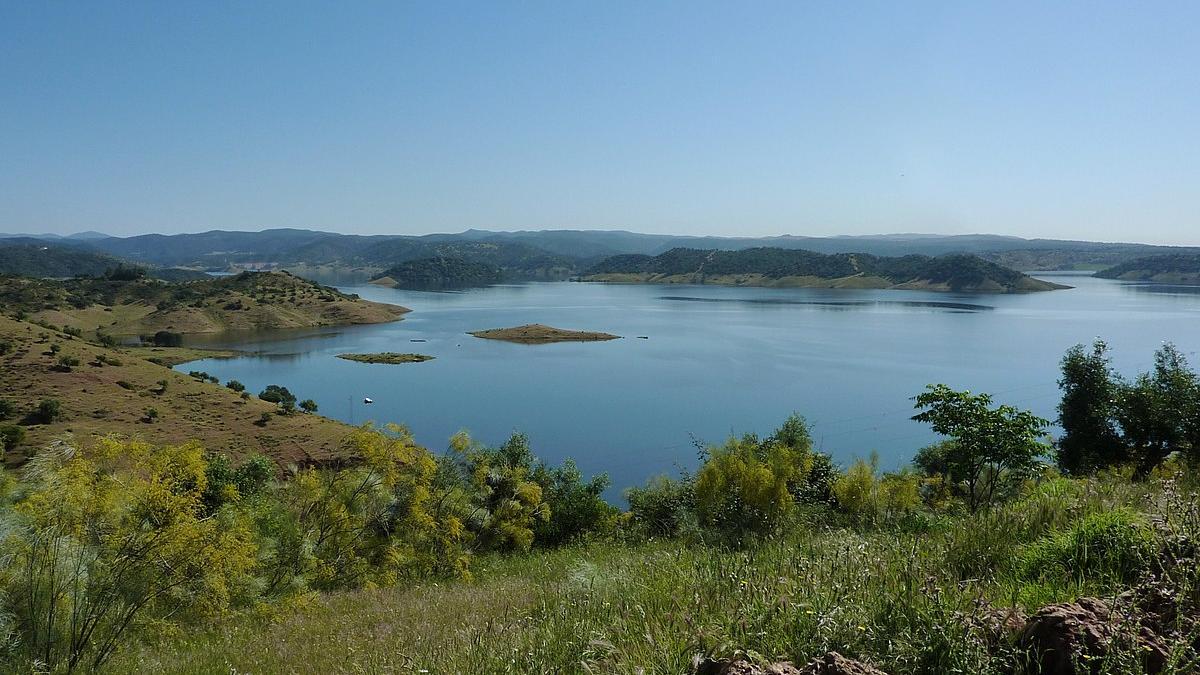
<box><xmin>48</xmin><ymin>343</ymin><xmax>61</xmax><ymax>355</ymax></box>
<box><xmin>299</xmin><ymin>399</ymin><xmax>318</xmax><ymax>414</ymax></box>
<box><xmin>1115</xmin><ymin>343</ymin><xmax>1200</xmax><ymax>471</ymax></box>
<box><xmin>54</xmin><ymin>355</ymin><xmax>80</xmax><ymax>371</ymax></box>
<box><xmin>226</xmin><ymin>379</ymin><xmax>246</xmax><ymax>393</ymax></box>
<box><xmin>912</xmin><ymin>384</ymin><xmax>1050</xmax><ymax>512</ymax></box>
<box><xmin>1056</xmin><ymin>340</ymin><xmax>1126</xmax><ymax>474</ymax></box>
<box><xmin>35</xmin><ymin>398</ymin><xmax>62</xmax><ymax>424</ymax></box>
<box><xmin>258</xmin><ymin>384</ymin><xmax>296</xmax><ymax>407</ymax></box>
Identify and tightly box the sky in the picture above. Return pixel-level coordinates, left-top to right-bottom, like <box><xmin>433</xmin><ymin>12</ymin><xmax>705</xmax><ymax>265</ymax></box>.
<box><xmin>1</xmin><ymin>2</ymin><xmax>1198</xmax><ymax>244</ymax></box>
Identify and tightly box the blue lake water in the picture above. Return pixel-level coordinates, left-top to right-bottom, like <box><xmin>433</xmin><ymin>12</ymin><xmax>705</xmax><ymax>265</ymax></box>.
<box><xmin>181</xmin><ymin>274</ymin><xmax>1200</xmax><ymax>499</ymax></box>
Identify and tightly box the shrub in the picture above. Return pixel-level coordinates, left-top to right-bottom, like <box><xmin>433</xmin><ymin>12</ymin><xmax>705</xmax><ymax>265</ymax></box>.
<box><xmin>694</xmin><ymin>434</ymin><xmax>811</xmax><ymax>538</ymax></box>
<box><xmin>35</xmin><ymin>398</ymin><xmax>62</xmax><ymax>423</ymax></box>
<box><xmin>532</xmin><ymin>459</ymin><xmax>618</xmax><ymax>546</ymax></box>
<box><xmin>626</xmin><ymin>474</ymin><xmax>695</xmax><ymax>538</ymax></box>
<box><xmin>1015</xmin><ymin>508</ymin><xmax>1156</xmax><ymax>584</ymax></box>
<box><xmin>0</xmin><ymin>424</ymin><xmax>24</xmax><ymax>452</ymax></box>
<box><xmin>55</xmin><ymin>355</ymin><xmax>80</xmax><ymax>371</ymax></box>
<box><xmin>116</xmin><ymin>380</ymin><xmax>135</xmax><ymax>390</ymax></box>
<box><xmin>226</xmin><ymin>380</ymin><xmax>246</xmax><ymax>393</ymax></box>
<box><xmin>0</xmin><ymin>340</ymin><xmax>12</xmax><ymax>355</ymax></box>
<box><xmin>0</xmin><ymin>439</ymin><xmax>258</xmax><ymax>671</ymax></box>
<box><xmin>299</xmin><ymin>399</ymin><xmax>318</xmax><ymax>414</ymax></box>
<box><xmin>832</xmin><ymin>456</ymin><xmax>923</xmax><ymax>526</ymax></box>
<box><xmin>0</xmin><ymin>400</ymin><xmax>14</xmax><ymax>420</ymax></box>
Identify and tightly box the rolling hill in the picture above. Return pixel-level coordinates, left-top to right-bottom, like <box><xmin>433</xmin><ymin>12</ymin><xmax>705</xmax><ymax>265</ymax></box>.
<box><xmin>0</xmin><ymin>271</ymin><xmax>408</xmax><ymax>335</ymax></box>
<box><xmin>0</xmin><ymin>314</ymin><xmax>358</xmax><ymax>468</ymax></box>
<box><xmin>370</xmin><ymin>256</ymin><xmax>504</xmax><ymax>290</ymax></box>
<box><xmin>1095</xmin><ymin>254</ymin><xmax>1200</xmax><ymax>283</ymax></box>
<box><xmin>583</xmin><ymin>248</ymin><xmax>1068</xmax><ymax>293</ymax></box>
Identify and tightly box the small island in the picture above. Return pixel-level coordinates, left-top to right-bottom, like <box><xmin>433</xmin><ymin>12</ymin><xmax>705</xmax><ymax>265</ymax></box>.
<box><xmin>468</xmin><ymin>323</ymin><xmax>621</xmax><ymax>344</ymax></box>
<box><xmin>336</xmin><ymin>352</ymin><xmax>435</xmax><ymax>364</ymax></box>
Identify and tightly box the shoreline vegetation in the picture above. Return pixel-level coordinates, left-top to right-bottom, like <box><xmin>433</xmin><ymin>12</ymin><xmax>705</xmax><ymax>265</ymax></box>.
<box><xmin>336</xmin><ymin>352</ymin><xmax>435</xmax><ymax>364</ymax></box>
<box><xmin>468</xmin><ymin>323</ymin><xmax>621</xmax><ymax>344</ymax></box>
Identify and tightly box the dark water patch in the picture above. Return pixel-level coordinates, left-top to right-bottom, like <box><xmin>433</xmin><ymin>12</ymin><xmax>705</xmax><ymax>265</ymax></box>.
<box><xmin>657</xmin><ymin>295</ymin><xmax>995</xmax><ymax>312</ymax></box>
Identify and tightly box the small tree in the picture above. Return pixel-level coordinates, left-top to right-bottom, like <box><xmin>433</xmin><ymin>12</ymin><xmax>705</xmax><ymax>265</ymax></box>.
<box><xmin>143</xmin><ymin>407</ymin><xmax>159</xmax><ymax>423</ymax></box>
<box><xmin>156</xmin><ymin>379</ymin><xmax>169</xmax><ymax>394</ymax></box>
<box><xmin>1115</xmin><ymin>344</ymin><xmax>1200</xmax><ymax>472</ymax></box>
<box><xmin>226</xmin><ymin>380</ymin><xmax>246</xmax><ymax>393</ymax></box>
<box><xmin>1057</xmin><ymin>340</ymin><xmax>1126</xmax><ymax>475</ymax></box>
<box><xmin>49</xmin><ymin>343</ymin><xmax>61</xmax><ymax>355</ymax></box>
<box><xmin>299</xmin><ymin>399</ymin><xmax>318</xmax><ymax>414</ymax></box>
<box><xmin>35</xmin><ymin>398</ymin><xmax>62</xmax><ymax>424</ymax></box>
<box><xmin>912</xmin><ymin>384</ymin><xmax>1049</xmax><ymax>512</ymax></box>
<box><xmin>54</xmin><ymin>355</ymin><xmax>80</xmax><ymax>372</ymax></box>
<box><xmin>258</xmin><ymin>385</ymin><xmax>296</xmax><ymax>407</ymax></box>
<box><xmin>257</xmin><ymin>412</ymin><xmax>272</xmax><ymax>426</ymax></box>
<box><xmin>0</xmin><ymin>399</ymin><xmax>15</xmax><ymax>420</ymax></box>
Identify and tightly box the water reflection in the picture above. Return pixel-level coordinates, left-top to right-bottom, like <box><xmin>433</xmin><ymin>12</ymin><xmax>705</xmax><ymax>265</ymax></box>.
<box><xmin>658</xmin><ymin>295</ymin><xmax>995</xmax><ymax>312</ymax></box>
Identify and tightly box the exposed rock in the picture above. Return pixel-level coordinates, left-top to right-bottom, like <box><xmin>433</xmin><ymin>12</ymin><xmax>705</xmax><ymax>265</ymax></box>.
<box><xmin>694</xmin><ymin>652</ymin><xmax>885</xmax><ymax>675</ymax></box>
<box><xmin>797</xmin><ymin>652</ymin><xmax>889</xmax><ymax>675</ymax></box>
<box><xmin>693</xmin><ymin>656</ymin><xmax>800</xmax><ymax>675</ymax></box>
<box><xmin>1016</xmin><ymin>597</ymin><xmax>1168</xmax><ymax>674</ymax></box>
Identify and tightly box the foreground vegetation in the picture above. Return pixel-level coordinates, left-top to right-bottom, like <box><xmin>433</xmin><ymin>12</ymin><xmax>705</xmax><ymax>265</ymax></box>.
<box><xmin>1</xmin><ymin>339</ymin><xmax>1199</xmax><ymax>673</ymax></box>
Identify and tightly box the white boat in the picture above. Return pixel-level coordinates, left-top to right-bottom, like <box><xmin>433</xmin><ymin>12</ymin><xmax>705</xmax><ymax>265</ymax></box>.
<box><xmin>363</xmin><ymin>397</ymin><xmax>374</xmax><ymax>404</ymax></box>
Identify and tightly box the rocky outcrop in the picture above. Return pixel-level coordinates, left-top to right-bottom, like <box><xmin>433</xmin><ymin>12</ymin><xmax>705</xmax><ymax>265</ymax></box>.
<box><xmin>695</xmin><ymin>652</ymin><xmax>886</xmax><ymax>675</ymax></box>
<box><xmin>1016</xmin><ymin>597</ymin><xmax>1168</xmax><ymax>674</ymax></box>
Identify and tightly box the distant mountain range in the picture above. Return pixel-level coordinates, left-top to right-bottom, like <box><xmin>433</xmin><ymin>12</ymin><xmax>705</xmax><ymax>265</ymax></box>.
<box><xmin>3</xmin><ymin>228</ymin><xmax>1199</xmax><ymax>285</ymax></box>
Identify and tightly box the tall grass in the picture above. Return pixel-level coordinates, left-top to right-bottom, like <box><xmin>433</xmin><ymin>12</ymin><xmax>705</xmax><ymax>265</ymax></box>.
<box><xmin>107</xmin><ymin>471</ymin><xmax>1197</xmax><ymax>674</ymax></box>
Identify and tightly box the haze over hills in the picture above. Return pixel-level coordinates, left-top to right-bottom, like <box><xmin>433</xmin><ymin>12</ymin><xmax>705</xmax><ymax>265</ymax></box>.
<box><xmin>5</xmin><ymin>228</ymin><xmax>1200</xmax><ymax>282</ymax></box>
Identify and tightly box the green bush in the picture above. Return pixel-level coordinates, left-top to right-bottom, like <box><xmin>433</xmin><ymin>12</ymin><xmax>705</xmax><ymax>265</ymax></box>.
<box><xmin>35</xmin><ymin>398</ymin><xmax>61</xmax><ymax>424</ymax></box>
<box><xmin>832</xmin><ymin>455</ymin><xmax>922</xmax><ymax>526</ymax></box>
<box><xmin>0</xmin><ymin>424</ymin><xmax>24</xmax><ymax>452</ymax></box>
<box><xmin>626</xmin><ymin>474</ymin><xmax>695</xmax><ymax>538</ymax></box>
<box><xmin>1015</xmin><ymin>508</ymin><xmax>1156</xmax><ymax>584</ymax></box>
<box><xmin>0</xmin><ymin>400</ymin><xmax>14</xmax><ymax>420</ymax></box>
<box><xmin>532</xmin><ymin>458</ymin><xmax>618</xmax><ymax>546</ymax></box>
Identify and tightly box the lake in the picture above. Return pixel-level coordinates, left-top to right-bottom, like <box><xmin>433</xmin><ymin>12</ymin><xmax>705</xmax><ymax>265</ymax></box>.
<box><xmin>181</xmin><ymin>274</ymin><xmax>1200</xmax><ymax>499</ymax></box>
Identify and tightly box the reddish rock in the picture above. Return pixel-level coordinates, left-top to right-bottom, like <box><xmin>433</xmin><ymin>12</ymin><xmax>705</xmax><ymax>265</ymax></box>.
<box><xmin>695</xmin><ymin>652</ymin><xmax>885</xmax><ymax>675</ymax></box>
<box><xmin>1016</xmin><ymin>597</ymin><xmax>1167</xmax><ymax>674</ymax></box>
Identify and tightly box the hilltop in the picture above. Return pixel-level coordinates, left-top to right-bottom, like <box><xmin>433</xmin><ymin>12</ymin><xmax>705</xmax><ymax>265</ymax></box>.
<box><xmin>583</xmin><ymin>248</ymin><xmax>1067</xmax><ymax>293</ymax></box>
<box><xmin>0</xmin><ymin>271</ymin><xmax>408</xmax><ymax>335</ymax></box>
<box><xmin>1095</xmin><ymin>254</ymin><xmax>1200</xmax><ymax>284</ymax></box>
<box><xmin>0</xmin><ymin>314</ymin><xmax>357</xmax><ymax>467</ymax></box>
<box><xmin>371</xmin><ymin>256</ymin><xmax>503</xmax><ymax>290</ymax></box>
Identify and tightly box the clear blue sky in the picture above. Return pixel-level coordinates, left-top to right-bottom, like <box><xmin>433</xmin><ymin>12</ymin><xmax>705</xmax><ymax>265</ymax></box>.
<box><xmin>2</xmin><ymin>2</ymin><xmax>1197</xmax><ymax>243</ymax></box>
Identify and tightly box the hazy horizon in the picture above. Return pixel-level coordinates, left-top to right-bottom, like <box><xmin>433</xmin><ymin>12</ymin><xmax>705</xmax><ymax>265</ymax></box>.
<box><xmin>3</xmin><ymin>3</ymin><xmax>1198</xmax><ymax>244</ymax></box>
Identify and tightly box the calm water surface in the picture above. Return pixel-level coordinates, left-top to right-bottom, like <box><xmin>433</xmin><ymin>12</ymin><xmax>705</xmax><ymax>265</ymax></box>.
<box><xmin>182</xmin><ymin>275</ymin><xmax>1200</xmax><ymax>498</ymax></box>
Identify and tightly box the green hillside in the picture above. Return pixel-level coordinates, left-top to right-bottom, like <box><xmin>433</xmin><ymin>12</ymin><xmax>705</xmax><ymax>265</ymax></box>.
<box><xmin>584</xmin><ymin>248</ymin><xmax>1067</xmax><ymax>293</ymax></box>
<box><xmin>1096</xmin><ymin>254</ymin><xmax>1200</xmax><ymax>283</ymax></box>
<box><xmin>371</xmin><ymin>256</ymin><xmax>504</xmax><ymax>290</ymax></box>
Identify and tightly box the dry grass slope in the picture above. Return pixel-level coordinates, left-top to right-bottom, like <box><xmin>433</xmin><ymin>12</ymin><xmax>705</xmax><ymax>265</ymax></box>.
<box><xmin>0</xmin><ymin>314</ymin><xmax>359</xmax><ymax>469</ymax></box>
